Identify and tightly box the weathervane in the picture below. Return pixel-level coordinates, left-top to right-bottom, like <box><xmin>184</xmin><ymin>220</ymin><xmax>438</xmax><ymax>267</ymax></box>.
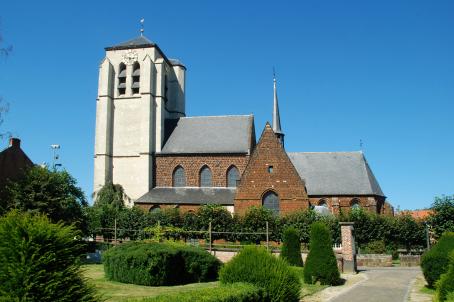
<box><xmin>140</xmin><ymin>18</ymin><xmax>145</xmax><ymax>36</ymax></box>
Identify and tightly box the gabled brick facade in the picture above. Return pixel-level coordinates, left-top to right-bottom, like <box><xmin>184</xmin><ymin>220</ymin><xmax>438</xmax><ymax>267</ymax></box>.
<box><xmin>234</xmin><ymin>123</ymin><xmax>309</xmax><ymax>215</ymax></box>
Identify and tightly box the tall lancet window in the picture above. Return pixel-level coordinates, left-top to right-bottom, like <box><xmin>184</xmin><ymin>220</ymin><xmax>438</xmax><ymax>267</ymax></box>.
<box><xmin>173</xmin><ymin>166</ymin><xmax>186</xmax><ymax>187</ymax></box>
<box><xmin>118</xmin><ymin>63</ymin><xmax>126</xmax><ymax>95</ymax></box>
<box><xmin>132</xmin><ymin>62</ymin><xmax>140</xmax><ymax>94</ymax></box>
<box><xmin>199</xmin><ymin>166</ymin><xmax>212</xmax><ymax>187</ymax></box>
<box><xmin>227</xmin><ymin>166</ymin><xmax>239</xmax><ymax>187</ymax></box>
<box><xmin>262</xmin><ymin>191</ymin><xmax>280</xmax><ymax>215</ymax></box>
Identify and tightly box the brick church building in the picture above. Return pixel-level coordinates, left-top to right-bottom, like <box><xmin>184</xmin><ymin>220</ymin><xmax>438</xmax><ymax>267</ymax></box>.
<box><xmin>93</xmin><ymin>34</ymin><xmax>392</xmax><ymax>216</ymax></box>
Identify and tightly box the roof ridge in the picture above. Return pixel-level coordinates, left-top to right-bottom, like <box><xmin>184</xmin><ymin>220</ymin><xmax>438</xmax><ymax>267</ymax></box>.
<box><xmin>181</xmin><ymin>114</ymin><xmax>254</xmax><ymax>119</ymax></box>
<box><xmin>287</xmin><ymin>151</ymin><xmax>363</xmax><ymax>154</ymax></box>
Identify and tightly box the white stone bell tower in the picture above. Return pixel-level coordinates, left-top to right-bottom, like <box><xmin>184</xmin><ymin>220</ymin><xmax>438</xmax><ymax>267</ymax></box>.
<box><xmin>93</xmin><ymin>34</ymin><xmax>186</xmax><ymax>203</ymax></box>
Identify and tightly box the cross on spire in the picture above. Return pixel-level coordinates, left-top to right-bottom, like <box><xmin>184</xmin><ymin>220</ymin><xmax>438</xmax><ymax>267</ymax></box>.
<box><xmin>140</xmin><ymin>18</ymin><xmax>145</xmax><ymax>36</ymax></box>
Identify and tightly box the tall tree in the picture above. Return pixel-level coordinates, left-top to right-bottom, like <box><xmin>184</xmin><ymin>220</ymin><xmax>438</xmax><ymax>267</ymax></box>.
<box><xmin>2</xmin><ymin>166</ymin><xmax>88</xmax><ymax>233</ymax></box>
<box><xmin>428</xmin><ymin>195</ymin><xmax>454</xmax><ymax>239</ymax></box>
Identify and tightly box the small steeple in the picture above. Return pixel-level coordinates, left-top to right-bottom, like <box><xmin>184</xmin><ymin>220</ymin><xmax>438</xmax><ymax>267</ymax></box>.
<box><xmin>272</xmin><ymin>70</ymin><xmax>285</xmax><ymax>147</ymax></box>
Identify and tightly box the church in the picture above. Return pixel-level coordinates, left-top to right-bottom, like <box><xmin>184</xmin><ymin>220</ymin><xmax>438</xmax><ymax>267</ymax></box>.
<box><xmin>93</xmin><ymin>33</ymin><xmax>393</xmax><ymax>216</ymax></box>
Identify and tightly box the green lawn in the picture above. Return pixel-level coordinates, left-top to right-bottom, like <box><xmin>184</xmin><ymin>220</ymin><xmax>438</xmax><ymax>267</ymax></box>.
<box><xmin>82</xmin><ymin>264</ymin><xmax>327</xmax><ymax>301</ymax></box>
<box><xmin>82</xmin><ymin>264</ymin><xmax>219</xmax><ymax>302</ymax></box>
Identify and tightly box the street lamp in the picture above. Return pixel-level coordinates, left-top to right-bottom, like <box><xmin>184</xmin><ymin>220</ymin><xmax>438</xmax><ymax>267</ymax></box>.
<box><xmin>51</xmin><ymin>144</ymin><xmax>60</xmax><ymax>170</ymax></box>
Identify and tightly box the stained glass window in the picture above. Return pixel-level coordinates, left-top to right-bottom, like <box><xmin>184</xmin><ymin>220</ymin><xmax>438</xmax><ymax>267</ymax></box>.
<box><xmin>200</xmin><ymin>166</ymin><xmax>212</xmax><ymax>187</ymax></box>
<box><xmin>227</xmin><ymin>166</ymin><xmax>239</xmax><ymax>187</ymax></box>
<box><xmin>173</xmin><ymin>166</ymin><xmax>186</xmax><ymax>187</ymax></box>
<box><xmin>262</xmin><ymin>191</ymin><xmax>279</xmax><ymax>215</ymax></box>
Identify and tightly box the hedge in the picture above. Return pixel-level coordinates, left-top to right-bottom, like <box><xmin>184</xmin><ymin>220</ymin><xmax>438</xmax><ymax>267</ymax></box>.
<box><xmin>281</xmin><ymin>227</ymin><xmax>304</xmax><ymax>267</ymax></box>
<box><xmin>0</xmin><ymin>211</ymin><xmax>97</xmax><ymax>302</ymax></box>
<box><xmin>304</xmin><ymin>222</ymin><xmax>341</xmax><ymax>285</ymax></box>
<box><xmin>134</xmin><ymin>283</ymin><xmax>266</xmax><ymax>302</ymax></box>
<box><xmin>421</xmin><ymin>232</ymin><xmax>454</xmax><ymax>288</ymax></box>
<box><xmin>436</xmin><ymin>250</ymin><xmax>454</xmax><ymax>301</ymax></box>
<box><xmin>103</xmin><ymin>241</ymin><xmax>221</xmax><ymax>286</ymax></box>
<box><xmin>219</xmin><ymin>246</ymin><xmax>301</xmax><ymax>302</ymax></box>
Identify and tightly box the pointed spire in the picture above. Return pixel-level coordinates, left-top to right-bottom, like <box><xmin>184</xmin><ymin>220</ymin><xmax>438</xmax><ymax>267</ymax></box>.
<box><xmin>272</xmin><ymin>69</ymin><xmax>285</xmax><ymax>147</ymax></box>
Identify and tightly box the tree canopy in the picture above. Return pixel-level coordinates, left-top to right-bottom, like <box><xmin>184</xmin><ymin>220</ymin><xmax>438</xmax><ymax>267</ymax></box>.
<box><xmin>2</xmin><ymin>166</ymin><xmax>88</xmax><ymax>232</ymax></box>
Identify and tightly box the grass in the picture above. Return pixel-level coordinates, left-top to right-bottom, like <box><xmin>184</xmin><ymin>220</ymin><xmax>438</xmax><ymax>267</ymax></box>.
<box><xmin>290</xmin><ymin>266</ymin><xmax>329</xmax><ymax>298</ymax></box>
<box><xmin>82</xmin><ymin>264</ymin><xmax>328</xmax><ymax>301</ymax></box>
<box><xmin>82</xmin><ymin>264</ymin><xmax>219</xmax><ymax>302</ymax></box>
<box><xmin>420</xmin><ymin>285</ymin><xmax>436</xmax><ymax>295</ymax></box>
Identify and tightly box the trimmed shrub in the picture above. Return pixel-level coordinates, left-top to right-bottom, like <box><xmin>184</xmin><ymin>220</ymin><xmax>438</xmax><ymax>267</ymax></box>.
<box><xmin>103</xmin><ymin>241</ymin><xmax>221</xmax><ymax>286</ymax></box>
<box><xmin>0</xmin><ymin>211</ymin><xmax>97</xmax><ymax>301</ymax></box>
<box><xmin>304</xmin><ymin>222</ymin><xmax>341</xmax><ymax>285</ymax></box>
<box><xmin>136</xmin><ymin>283</ymin><xmax>265</xmax><ymax>302</ymax></box>
<box><xmin>436</xmin><ymin>251</ymin><xmax>454</xmax><ymax>302</ymax></box>
<box><xmin>421</xmin><ymin>232</ymin><xmax>454</xmax><ymax>288</ymax></box>
<box><xmin>219</xmin><ymin>246</ymin><xmax>301</xmax><ymax>302</ymax></box>
<box><xmin>281</xmin><ymin>226</ymin><xmax>304</xmax><ymax>267</ymax></box>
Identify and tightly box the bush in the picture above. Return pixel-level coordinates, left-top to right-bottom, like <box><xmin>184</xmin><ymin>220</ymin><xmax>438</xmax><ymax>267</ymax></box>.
<box><xmin>103</xmin><ymin>241</ymin><xmax>221</xmax><ymax>286</ymax></box>
<box><xmin>219</xmin><ymin>246</ymin><xmax>301</xmax><ymax>302</ymax></box>
<box><xmin>0</xmin><ymin>211</ymin><xmax>97</xmax><ymax>301</ymax></box>
<box><xmin>304</xmin><ymin>222</ymin><xmax>341</xmax><ymax>285</ymax></box>
<box><xmin>446</xmin><ymin>292</ymin><xmax>454</xmax><ymax>302</ymax></box>
<box><xmin>363</xmin><ymin>240</ymin><xmax>387</xmax><ymax>254</ymax></box>
<box><xmin>281</xmin><ymin>227</ymin><xmax>304</xmax><ymax>267</ymax></box>
<box><xmin>136</xmin><ymin>283</ymin><xmax>265</xmax><ymax>302</ymax></box>
<box><xmin>436</xmin><ymin>251</ymin><xmax>454</xmax><ymax>302</ymax></box>
<box><xmin>421</xmin><ymin>232</ymin><xmax>454</xmax><ymax>288</ymax></box>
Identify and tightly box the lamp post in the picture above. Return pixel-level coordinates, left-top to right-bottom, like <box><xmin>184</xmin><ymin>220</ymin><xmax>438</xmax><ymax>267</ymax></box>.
<box><xmin>50</xmin><ymin>144</ymin><xmax>60</xmax><ymax>170</ymax></box>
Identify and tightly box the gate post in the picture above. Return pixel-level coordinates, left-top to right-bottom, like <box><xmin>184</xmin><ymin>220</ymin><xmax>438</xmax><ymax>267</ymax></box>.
<box><xmin>340</xmin><ymin>222</ymin><xmax>357</xmax><ymax>273</ymax></box>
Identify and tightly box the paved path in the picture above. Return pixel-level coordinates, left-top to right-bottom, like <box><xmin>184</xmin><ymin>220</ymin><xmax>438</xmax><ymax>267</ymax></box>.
<box><xmin>329</xmin><ymin>267</ymin><xmax>421</xmax><ymax>302</ymax></box>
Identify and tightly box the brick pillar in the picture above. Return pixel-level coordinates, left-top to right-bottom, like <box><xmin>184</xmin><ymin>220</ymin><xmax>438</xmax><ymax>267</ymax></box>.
<box><xmin>340</xmin><ymin>222</ymin><xmax>357</xmax><ymax>273</ymax></box>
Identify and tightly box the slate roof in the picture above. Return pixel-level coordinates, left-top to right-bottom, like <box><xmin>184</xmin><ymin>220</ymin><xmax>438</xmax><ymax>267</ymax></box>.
<box><xmin>287</xmin><ymin>151</ymin><xmax>385</xmax><ymax>197</ymax></box>
<box><xmin>0</xmin><ymin>139</ymin><xmax>33</xmax><ymax>188</ymax></box>
<box><xmin>105</xmin><ymin>36</ymin><xmax>155</xmax><ymax>50</ymax></box>
<box><xmin>135</xmin><ymin>187</ymin><xmax>236</xmax><ymax>205</ymax></box>
<box><xmin>160</xmin><ymin>115</ymin><xmax>254</xmax><ymax>154</ymax></box>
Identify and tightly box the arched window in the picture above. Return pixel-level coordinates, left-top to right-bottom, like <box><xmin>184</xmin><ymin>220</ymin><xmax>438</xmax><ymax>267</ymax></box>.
<box><xmin>227</xmin><ymin>166</ymin><xmax>239</xmax><ymax>187</ymax></box>
<box><xmin>262</xmin><ymin>191</ymin><xmax>279</xmax><ymax>215</ymax></box>
<box><xmin>351</xmin><ymin>199</ymin><xmax>361</xmax><ymax>210</ymax></box>
<box><xmin>199</xmin><ymin>166</ymin><xmax>212</xmax><ymax>187</ymax></box>
<box><xmin>149</xmin><ymin>205</ymin><xmax>161</xmax><ymax>213</ymax></box>
<box><xmin>132</xmin><ymin>62</ymin><xmax>140</xmax><ymax>94</ymax></box>
<box><xmin>118</xmin><ymin>63</ymin><xmax>126</xmax><ymax>95</ymax></box>
<box><xmin>318</xmin><ymin>199</ymin><xmax>328</xmax><ymax>207</ymax></box>
<box><xmin>172</xmin><ymin>166</ymin><xmax>186</xmax><ymax>187</ymax></box>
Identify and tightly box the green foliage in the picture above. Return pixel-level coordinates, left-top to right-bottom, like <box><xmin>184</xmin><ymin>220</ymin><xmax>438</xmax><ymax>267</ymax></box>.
<box><xmin>391</xmin><ymin>214</ymin><xmax>426</xmax><ymax>251</ymax></box>
<box><xmin>94</xmin><ymin>182</ymin><xmax>125</xmax><ymax>209</ymax></box>
<box><xmin>103</xmin><ymin>241</ymin><xmax>221</xmax><ymax>286</ymax></box>
<box><xmin>2</xmin><ymin>166</ymin><xmax>88</xmax><ymax>233</ymax></box>
<box><xmin>0</xmin><ymin>211</ymin><xmax>97</xmax><ymax>301</ymax></box>
<box><xmin>363</xmin><ymin>240</ymin><xmax>387</xmax><ymax>254</ymax></box>
<box><xmin>281</xmin><ymin>226</ymin><xmax>304</xmax><ymax>267</ymax></box>
<box><xmin>446</xmin><ymin>292</ymin><xmax>454</xmax><ymax>302</ymax></box>
<box><xmin>241</xmin><ymin>206</ymin><xmax>279</xmax><ymax>242</ymax></box>
<box><xmin>429</xmin><ymin>195</ymin><xmax>454</xmax><ymax>239</ymax></box>
<box><xmin>280</xmin><ymin>210</ymin><xmax>319</xmax><ymax>243</ymax></box>
<box><xmin>436</xmin><ymin>251</ymin><xmax>454</xmax><ymax>302</ymax></box>
<box><xmin>135</xmin><ymin>283</ymin><xmax>265</xmax><ymax>302</ymax></box>
<box><xmin>304</xmin><ymin>222</ymin><xmax>341</xmax><ymax>285</ymax></box>
<box><xmin>219</xmin><ymin>246</ymin><xmax>301</xmax><ymax>302</ymax></box>
<box><xmin>421</xmin><ymin>232</ymin><xmax>454</xmax><ymax>288</ymax></box>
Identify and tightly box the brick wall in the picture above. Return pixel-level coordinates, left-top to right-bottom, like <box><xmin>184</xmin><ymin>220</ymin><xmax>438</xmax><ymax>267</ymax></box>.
<box><xmin>136</xmin><ymin>203</ymin><xmax>201</xmax><ymax>213</ymax></box>
<box><xmin>234</xmin><ymin>124</ymin><xmax>309</xmax><ymax>215</ymax></box>
<box><xmin>155</xmin><ymin>154</ymin><xmax>249</xmax><ymax>187</ymax></box>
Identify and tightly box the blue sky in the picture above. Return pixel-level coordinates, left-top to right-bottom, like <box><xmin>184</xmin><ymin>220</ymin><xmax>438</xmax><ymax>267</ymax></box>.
<box><xmin>1</xmin><ymin>0</ymin><xmax>453</xmax><ymax>210</ymax></box>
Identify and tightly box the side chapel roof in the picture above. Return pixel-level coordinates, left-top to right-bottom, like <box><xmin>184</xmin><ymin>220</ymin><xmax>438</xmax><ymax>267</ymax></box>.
<box><xmin>287</xmin><ymin>151</ymin><xmax>385</xmax><ymax>197</ymax></box>
<box><xmin>160</xmin><ymin>115</ymin><xmax>255</xmax><ymax>155</ymax></box>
